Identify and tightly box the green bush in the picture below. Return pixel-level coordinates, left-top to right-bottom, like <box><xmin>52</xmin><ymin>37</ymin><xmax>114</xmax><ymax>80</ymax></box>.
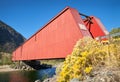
<box><xmin>0</xmin><ymin>52</ymin><xmax>12</xmax><ymax>65</ymax></box>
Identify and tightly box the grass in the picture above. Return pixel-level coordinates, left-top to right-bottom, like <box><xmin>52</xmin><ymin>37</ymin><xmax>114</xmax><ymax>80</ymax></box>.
<box><xmin>40</xmin><ymin>59</ymin><xmax>65</xmax><ymax>66</ymax></box>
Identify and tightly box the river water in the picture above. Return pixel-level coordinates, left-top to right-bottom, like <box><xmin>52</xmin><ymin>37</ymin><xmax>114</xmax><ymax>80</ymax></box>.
<box><xmin>0</xmin><ymin>68</ymin><xmax>56</xmax><ymax>82</ymax></box>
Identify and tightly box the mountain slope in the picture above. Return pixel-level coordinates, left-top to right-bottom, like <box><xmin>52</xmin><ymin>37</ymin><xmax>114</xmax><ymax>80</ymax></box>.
<box><xmin>0</xmin><ymin>20</ymin><xmax>26</xmax><ymax>53</ymax></box>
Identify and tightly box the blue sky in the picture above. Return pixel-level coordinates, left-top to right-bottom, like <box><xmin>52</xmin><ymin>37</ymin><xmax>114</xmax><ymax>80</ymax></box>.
<box><xmin>0</xmin><ymin>0</ymin><xmax>120</xmax><ymax>39</ymax></box>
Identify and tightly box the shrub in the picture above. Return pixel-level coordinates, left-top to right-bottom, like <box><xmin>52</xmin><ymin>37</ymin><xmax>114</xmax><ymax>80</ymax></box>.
<box><xmin>0</xmin><ymin>52</ymin><xmax>12</xmax><ymax>65</ymax></box>
<box><xmin>57</xmin><ymin>37</ymin><xmax>120</xmax><ymax>82</ymax></box>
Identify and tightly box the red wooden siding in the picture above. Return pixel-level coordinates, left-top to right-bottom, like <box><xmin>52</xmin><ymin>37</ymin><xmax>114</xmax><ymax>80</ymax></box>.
<box><xmin>12</xmin><ymin>7</ymin><xmax>107</xmax><ymax>61</ymax></box>
<box><xmin>83</xmin><ymin>16</ymin><xmax>108</xmax><ymax>39</ymax></box>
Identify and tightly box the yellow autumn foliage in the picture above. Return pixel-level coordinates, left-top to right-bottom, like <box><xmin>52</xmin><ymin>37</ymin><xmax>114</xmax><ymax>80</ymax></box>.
<box><xmin>57</xmin><ymin>37</ymin><xmax>120</xmax><ymax>82</ymax></box>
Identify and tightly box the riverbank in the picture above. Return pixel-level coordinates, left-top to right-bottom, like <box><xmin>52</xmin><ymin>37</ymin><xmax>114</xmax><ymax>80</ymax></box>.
<box><xmin>0</xmin><ymin>65</ymin><xmax>19</xmax><ymax>72</ymax></box>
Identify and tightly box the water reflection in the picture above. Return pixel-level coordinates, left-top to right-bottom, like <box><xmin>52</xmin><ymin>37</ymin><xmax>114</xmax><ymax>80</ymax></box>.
<box><xmin>10</xmin><ymin>72</ymin><xmax>29</xmax><ymax>82</ymax></box>
<box><xmin>0</xmin><ymin>68</ymin><xmax>55</xmax><ymax>82</ymax></box>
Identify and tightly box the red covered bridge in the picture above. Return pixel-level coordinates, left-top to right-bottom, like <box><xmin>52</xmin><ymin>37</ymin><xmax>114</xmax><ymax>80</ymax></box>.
<box><xmin>12</xmin><ymin>7</ymin><xmax>108</xmax><ymax>61</ymax></box>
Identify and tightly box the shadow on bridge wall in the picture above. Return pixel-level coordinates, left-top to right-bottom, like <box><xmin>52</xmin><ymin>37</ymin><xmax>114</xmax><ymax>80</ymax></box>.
<box><xmin>23</xmin><ymin>60</ymin><xmax>52</xmax><ymax>70</ymax></box>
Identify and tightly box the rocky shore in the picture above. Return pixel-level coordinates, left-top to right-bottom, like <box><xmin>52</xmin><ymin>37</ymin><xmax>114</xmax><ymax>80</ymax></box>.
<box><xmin>0</xmin><ymin>65</ymin><xmax>19</xmax><ymax>72</ymax></box>
<box><xmin>0</xmin><ymin>61</ymin><xmax>35</xmax><ymax>73</ymax></box>
<box><xmin>39</xmin><ymin>67</ymin><xmax>120</xmax><ymax>82</ymax></box>
<box><xmin>12</xmin><ymin>62</ymin><xmax>34</xmax><ymax>71</ymax></box>
<box><xmin>35</xmin><ymin>75</ymin><xmax>56</xmax><ymax>82</ymax></box>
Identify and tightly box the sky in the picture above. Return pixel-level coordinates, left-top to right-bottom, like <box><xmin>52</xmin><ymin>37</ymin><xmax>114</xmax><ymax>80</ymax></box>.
<box><xmin>0</xmin><ymin>0</ymin><xmax>120</xmax><ymax>39</ymax></box>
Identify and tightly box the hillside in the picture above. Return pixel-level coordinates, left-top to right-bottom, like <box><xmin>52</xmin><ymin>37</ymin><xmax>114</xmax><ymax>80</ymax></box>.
<box><xmin>0</xmin><ymin>20</ymin><xmax>26</xmax><ymax>53</ymax></box>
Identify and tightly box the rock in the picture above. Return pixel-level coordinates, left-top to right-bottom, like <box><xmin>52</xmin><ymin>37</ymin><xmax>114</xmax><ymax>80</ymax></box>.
<box><xmin>43</xmin><ymin>78</ymin><xmax>50</xmax><ymax>82</ymax></box>
<box><xmin>70</xmin><ymin>78</ymin><xmax>80</xmax><ymax>82</ymax></box>
<box><xmin>14</xmin><ymin>66</ymin><xmax>17</xmax><ymax>69</ymax></box>
<box><xmin>26</xmin><ymin>66</ymin><xmax>31</xmax><ymax>70</ymax></box>
<box><xmin>22</xmin><ymin>66</ymin><xmax>26</xmax><ymax>70</ymax></box>
<box><xmin>43</xmin><ymin>75</ymin><xmax>57</xmax><ymax>82</ymax></box>
<box><xmin>82</xmin><ymin>67</ymin><xmax>120</xmax><ymax>82</ymax></box>
<box><xmin>107</xmin><ymin>71</ymin><xmax>113</xmax><ymax>76</ymax></box>
<box><xmin>35</xmin><ymin>79</ymin><xmax>41</xmax><ymax>82</ymax></box>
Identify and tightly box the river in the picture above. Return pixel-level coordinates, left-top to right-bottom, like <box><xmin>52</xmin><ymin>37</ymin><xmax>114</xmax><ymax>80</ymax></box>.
<box><xmin>0</xmin><ymin>68</ymin><xmax>56</xmax><ymax>82</ymax></box>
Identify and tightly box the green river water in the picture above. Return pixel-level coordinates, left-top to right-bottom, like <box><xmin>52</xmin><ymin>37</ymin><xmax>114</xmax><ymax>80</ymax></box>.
<box><xmin>0</xmin><ymin>68</ymin><xmax>56</xmax><ymax>82</ymax></box>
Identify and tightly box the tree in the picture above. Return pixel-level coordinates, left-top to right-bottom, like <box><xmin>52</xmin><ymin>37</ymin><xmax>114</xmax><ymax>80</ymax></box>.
<box><xmin>110</xmin><ymin>27</ymin><xmax>120</xmax><ymax>34</ymax></box>
<box><xmin>109</xmin><ymin>27</ymin><xmax>120</xmax><ymax>38</ymax></box>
